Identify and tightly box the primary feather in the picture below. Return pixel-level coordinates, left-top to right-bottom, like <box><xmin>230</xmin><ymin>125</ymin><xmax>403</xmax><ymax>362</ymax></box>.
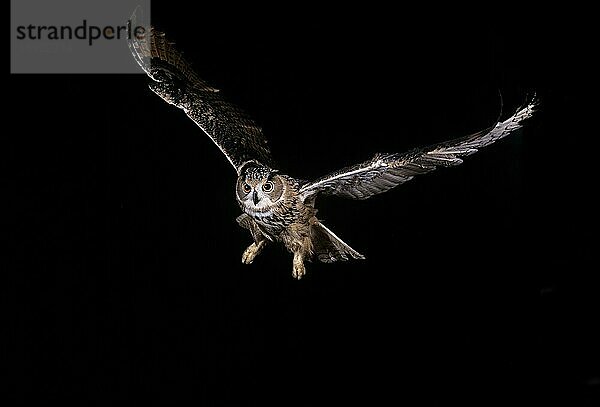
<box><xmin>128</xmin><ymin>25</ymin><xmax>273</xmax><ymax>173</ymax></box>
<box><xmin>299</xmin><ymin>100</ymin><xmax>536</xmax><ymax>201</ymax></box>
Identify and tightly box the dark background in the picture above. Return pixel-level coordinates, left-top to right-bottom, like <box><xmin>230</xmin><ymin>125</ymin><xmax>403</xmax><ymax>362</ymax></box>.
<box><xmin>6</xmin><ymin>6</ymin><xmax>597</xmax><ymax>406</ymax></box>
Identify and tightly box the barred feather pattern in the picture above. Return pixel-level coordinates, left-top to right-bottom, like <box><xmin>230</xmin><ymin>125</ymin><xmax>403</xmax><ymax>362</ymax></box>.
<box><xmin>128</xmin><ymin>27</ymin><xmax>273</xmax><ymax>173</ymax></box>
<box><xmin>299</xmin><ymin>100</ymin><xmax>536</xmax><ymax>200</ymax></box>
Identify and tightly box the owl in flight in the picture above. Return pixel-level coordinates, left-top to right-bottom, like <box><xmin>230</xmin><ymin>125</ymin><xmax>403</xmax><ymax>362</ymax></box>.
<box><xmin>129</xmin><ymin>28</ymin><xmax>535</xmax><ymax>279</ymax></box>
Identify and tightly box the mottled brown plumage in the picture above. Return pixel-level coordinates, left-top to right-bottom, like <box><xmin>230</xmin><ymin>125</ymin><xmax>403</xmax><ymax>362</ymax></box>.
<box><xmin>129</xmin><ymin>22</ymin><xmax>536</xmax><ymax>279</ymax></box>
<box><xmin>233</xmin><ymin>166</ymin><xmax>363</xmax><ymax>278</ymax></box>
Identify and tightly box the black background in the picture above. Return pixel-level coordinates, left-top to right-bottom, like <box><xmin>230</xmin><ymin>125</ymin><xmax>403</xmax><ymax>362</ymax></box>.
<box><xmin>7</xmin><ymin>5</ymin><xmax>597</xmax><ymax>406</ymax></box>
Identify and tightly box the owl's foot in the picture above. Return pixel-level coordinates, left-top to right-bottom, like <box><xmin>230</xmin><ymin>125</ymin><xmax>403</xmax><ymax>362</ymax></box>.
<box><xmin>242</xmin><ymin>241</ymin><xmax>266</xmax><ymax>264</ymax></box>
<box><xmin>292</xmin><ymin>253</ymin><xmax>306</xmax><ymax>280</ymax></box>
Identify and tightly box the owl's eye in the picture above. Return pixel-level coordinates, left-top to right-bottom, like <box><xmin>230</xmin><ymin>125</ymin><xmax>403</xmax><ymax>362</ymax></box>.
<box><xmin>262</xmin><ymin>181</ymin><xmax>274</xmax><ymax>193</ymax></box>
<box><xmin>242</xmin><ymin>183</ymin><xmax>252</xmax><ymax>194</ymax></box>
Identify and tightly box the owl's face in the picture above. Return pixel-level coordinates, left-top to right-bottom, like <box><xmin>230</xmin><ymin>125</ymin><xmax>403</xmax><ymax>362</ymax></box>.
<box><xmin>236</xmin><ymin>166</ymin><xmax>285</xmax><ymax>212</ymax></box>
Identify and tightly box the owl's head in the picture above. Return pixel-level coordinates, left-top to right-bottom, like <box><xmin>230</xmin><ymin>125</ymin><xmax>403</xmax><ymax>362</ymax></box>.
<box><xmin>236</xmin><ymin>164</ymin><xmax>285</xmax><ymax>212</ymax></box>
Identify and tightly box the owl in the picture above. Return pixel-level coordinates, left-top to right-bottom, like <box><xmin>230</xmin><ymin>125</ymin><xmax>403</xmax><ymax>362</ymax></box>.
<box><xmin>129</xmin><ymin>27</ymin><xmax>536</xmax><ymax>279</ymax></box>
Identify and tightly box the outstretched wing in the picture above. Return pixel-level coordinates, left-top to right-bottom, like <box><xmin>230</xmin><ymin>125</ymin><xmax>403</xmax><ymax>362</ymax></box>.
<box><xmin>299</xmin><ymin>100</ymin><xmax>536</xmax><ymax>200</ymax></box>
<box><xmin>129</xmin><ymin>24</ymin><xmax>273</xmax><ymax>173</ymax></box>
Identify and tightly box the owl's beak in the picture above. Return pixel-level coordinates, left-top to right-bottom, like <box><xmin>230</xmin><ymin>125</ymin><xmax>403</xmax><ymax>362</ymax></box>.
<box><xmin>252</xmin><ymin>190</ymin><xmax>260</xmax><ymax>205</ymax></box>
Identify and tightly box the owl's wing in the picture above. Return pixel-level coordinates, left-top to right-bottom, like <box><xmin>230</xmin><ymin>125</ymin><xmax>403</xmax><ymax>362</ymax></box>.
<box><xmin>129</xmin><ymin>25</ymin><xmax>273</xmax><ymax>174</ymax></box>
<box><xmin>299</xmin><ymin>100</ymin><xmax>536</xmax><ymax>201</ymax></box>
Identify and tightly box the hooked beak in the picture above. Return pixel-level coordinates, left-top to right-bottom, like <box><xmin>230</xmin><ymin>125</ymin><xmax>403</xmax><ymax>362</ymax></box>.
<box><xmin>252</xmin><ymin>190</ymin><xmax>260</xmax><ymax>205</ymax></box>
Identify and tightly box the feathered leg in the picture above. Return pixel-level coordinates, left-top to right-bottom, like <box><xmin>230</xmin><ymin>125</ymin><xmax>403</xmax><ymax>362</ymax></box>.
<box><xmin>292</xmin><ymin>250</ymin><xmax>306</xmax><ymax>280</ymax></box>
<box><xmin>237</xmin><ymin>214</ymin><xmax>268</xmax><ymax>265</ymax></box>
<box><xmin>291</xmin><ymin>236</ymin><xmax>312</xmax><ymax>280</ymax></box>
<box><xmin>242</xmin><ymin>239</ymin><xmax>267</xmax><ymax>264</ymax></box>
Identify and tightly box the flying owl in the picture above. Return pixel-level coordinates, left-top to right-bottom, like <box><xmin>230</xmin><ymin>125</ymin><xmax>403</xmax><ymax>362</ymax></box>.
<box><xmin>129</xmin><ymin>28</ymin><xmax>536</xmax><ymax>279</ymax></box>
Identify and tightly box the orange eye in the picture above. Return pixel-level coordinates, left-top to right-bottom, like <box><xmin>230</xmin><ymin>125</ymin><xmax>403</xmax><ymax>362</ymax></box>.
<box><xmin>262</xmin><ymin>181</ymin><xmax>274</xmax><ymax>192</ymax></box>
<box><xmin>242</xmin><ymin>183</ymin><xmax>252</xmax><ymax>194</ymax></box>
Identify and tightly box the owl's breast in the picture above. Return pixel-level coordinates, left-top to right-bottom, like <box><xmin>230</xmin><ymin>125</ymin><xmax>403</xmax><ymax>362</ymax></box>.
<box><xmin>244</xmin><ymin>196</ymin><xmax>306</xmax><ymax>240</ymax></box>
<box><xmin>249</xmin><ymin>209</ymin><xmax>286</xmax><ymax>236</ymax></box>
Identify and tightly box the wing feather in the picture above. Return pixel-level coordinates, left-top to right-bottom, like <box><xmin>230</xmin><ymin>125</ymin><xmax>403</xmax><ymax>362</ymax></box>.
<box><xmin>128</xmin><ymin>19</ymin><xmax>273</xmax><ymax>173</ymax></box>
<box><xmin>299</xmin><ymin>99</ymin><xmax>536</xmax><ymax>201</ymax></box>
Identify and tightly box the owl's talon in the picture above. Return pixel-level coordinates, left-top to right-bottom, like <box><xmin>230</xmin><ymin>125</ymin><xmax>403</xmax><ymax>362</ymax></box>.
<box><xmin>242</xmin><ymin>241</ymin><xmax>265</xmax><ymax>264</ymax></box>
<box><xmin>292</xmin><ymin>255</ymin><xmax>306</xmax><ymax>279</ymax></box>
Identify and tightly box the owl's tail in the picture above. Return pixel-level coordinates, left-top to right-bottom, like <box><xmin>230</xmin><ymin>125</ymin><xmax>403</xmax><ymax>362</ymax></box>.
<box><xmin>309</xmin><ymin>221</ymin><xmax>365</xmax><ymax>263</ymax></box>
